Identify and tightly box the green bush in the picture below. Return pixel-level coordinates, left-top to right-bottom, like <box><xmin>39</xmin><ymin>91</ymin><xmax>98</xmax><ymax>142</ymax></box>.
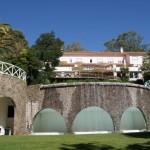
<box><xmin>143</xmin><ymin>72</ymin><xmax>150</xmax><ymax>82</ymax></box>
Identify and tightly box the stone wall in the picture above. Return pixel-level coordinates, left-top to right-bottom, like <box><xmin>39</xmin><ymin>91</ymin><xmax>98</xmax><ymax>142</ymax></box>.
<box><xmin>0</xmin><ymin>74</ymin><xmax>28</xmax><ymax>135</ymax></box>
<box><xmin>0</xmin><ymin>73</ymin><xmax>150</xmax><ymax>134</ymax></box>
<box><xmin>27</xmin><ymin>82</ymin><xmax>150</xmax><ymax>134</ymax></box>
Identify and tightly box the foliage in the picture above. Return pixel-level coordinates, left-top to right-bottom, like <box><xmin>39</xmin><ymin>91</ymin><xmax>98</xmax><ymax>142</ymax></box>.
<box><xmin>0</xmin><ymin>23</ymin><xmax>10</xmax><ymax>35</ymax></box>
<box><xmin>0</xmin><ymin>23</ymin><xmax>29</xmax><ymax>59</ymax></box>
<box><xmin>31</xmin><ymin>31</ymin><xmax>64</xmax><ymax>84</ymax></box>
<box><xmin>0</xmin><ymin>24</ymin><xmax>32</xmax><ymax>84</ymax></box>
<box><xmin>0</xmin><ymin>23</ymin><xmax>15</xmax><ymax>55</ymax></box>
<box><xmin>143</xmin><ymin>72</ymin><xmax>150</xmax><ymax>82</ymax></box>
<box><xmin>0</xmin><ymin>23</ymin><xmax>64</xmax><ymax>85</ymax></box>
<box><xmin>10</xmin><ymin>29</ymin><xmax>28</xmax><ymax>51</ymax></box>
<box><xmin>64</xmin><ymin>41</ymin><xmax>86</xmax><ymax>51</ymax></box>
<box><xmin>141</xmin><ymin>51</ymin><xmax>150</xmax><ymax>72</ymax></box>
<box><xmin>120</xmin><ymin>66</ymin><xmax>129</xmax><ymax>82</ymax></box>
<box><xmin>141</xmin><ymin>51</ymin><xmax>150</xmax><ymax>82</ymax></box>
<box><xmin>104</xmin><ymin>31</ymin><xmax>149</xmax><ymax>52</ymax></box>
<box><xmin>6</xmin><ymin>48</ymin><xmax>42</xmax><ymax>85</ymax></box>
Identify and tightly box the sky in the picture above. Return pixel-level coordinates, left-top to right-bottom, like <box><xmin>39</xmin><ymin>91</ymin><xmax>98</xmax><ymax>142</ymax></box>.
<box><xmin>0</xmin><ymin>0</ymin><xmax>150</xmax><ymax>51</ymax></box>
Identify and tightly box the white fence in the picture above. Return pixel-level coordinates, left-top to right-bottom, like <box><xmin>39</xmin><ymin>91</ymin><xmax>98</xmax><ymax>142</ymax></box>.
<box><xmin>0</xmin><ymin>61</ymin><xmax>26</xmax><ymax>81</ymax></box>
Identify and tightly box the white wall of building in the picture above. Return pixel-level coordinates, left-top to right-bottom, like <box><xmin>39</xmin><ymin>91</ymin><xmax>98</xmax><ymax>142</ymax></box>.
<box><xmin>129</xmin><ymin>56</ymin><xmax>143</xmax><ymax>65</ymax></box>
<box><xmin>60</xmin><ymin>56</ymin><xmax>124</xmax><ymax>64</ymax></box>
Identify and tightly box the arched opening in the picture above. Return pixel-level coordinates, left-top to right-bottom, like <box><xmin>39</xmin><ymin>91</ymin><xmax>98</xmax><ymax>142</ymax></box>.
<box><xmin>72</xmin><ymin>106</ymin><xmax>114</xmax><ymax>134</ymax></box>
<box><xmin>33</xmin><ymin>108</ymin><xmax>66</xmax><ymax>135</ymax></box>
<box><xmin>120</xmin><ymin>107</ymin><xmax>146</xmax><ymax>133</ymax></box>
<box><xmin>0</xmin><ymin>96</ymin><xmax>15</xmax><ymax>135</ymax></box>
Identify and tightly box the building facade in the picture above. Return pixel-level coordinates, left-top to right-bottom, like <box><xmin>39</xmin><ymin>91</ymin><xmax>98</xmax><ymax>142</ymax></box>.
<box><xmin>55</xmin><ymin>50</ymin><xmax>145</xmax><ymax>81</ymax></box>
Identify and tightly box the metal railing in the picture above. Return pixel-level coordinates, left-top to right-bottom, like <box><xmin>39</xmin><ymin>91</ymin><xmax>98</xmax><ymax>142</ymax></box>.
<box><xmin>0</xmin><ymin>61</ymin><xmax>26</xmax><ymax>81</ymax></box>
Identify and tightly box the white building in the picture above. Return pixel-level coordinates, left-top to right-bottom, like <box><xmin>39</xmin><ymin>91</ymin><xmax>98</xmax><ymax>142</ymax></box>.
<box><xmin>55</xmin><ymin>50</ymin><xmax>146</xmax><ymax>81</ymax></box>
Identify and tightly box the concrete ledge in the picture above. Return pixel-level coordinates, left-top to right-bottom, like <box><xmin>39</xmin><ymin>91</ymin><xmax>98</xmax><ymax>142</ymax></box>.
<box><xmin>40</xmin><ymin>82</ymin><xmax>148</xmax><ymax>89</ymax></box>
<box><xmin>74</xmin><ymin>131</ymin><xmax>112</xmax><ymax>135</ymax></box>
<box><xmin>31</xmin><ymin>132</ymin><xmax>64</xmax><ymax>135</ymax></box>
<box><xmin>121</xmin><ymin>130</ymin><xmax>141</xmax><ymax>133</ymax></box>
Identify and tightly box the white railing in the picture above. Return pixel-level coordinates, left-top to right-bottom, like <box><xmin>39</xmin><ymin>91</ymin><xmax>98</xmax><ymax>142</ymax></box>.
<box><xmin>0</xmin><ymin>61</ymin><xmax>26</xmax><ymax>81</ymax></box>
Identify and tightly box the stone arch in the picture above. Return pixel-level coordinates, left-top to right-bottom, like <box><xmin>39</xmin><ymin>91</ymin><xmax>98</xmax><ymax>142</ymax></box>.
<box><xmin>72</xmin><ymin>106</ymin><xmax>114</xmax><ymax>134</ymax></box>
<box><xmin>0</xmin><ymin>96</ymin><xmax>15</xmax><ymax>135</ymax></box>
<box><xmin>33</xmin><ymin>108</ymin><xmax>67</xmax><ymax>134</ymax></box>
<box><xmin>0</xmin><ymin>75</ymin><xmax>28</xmax><ymax>135</ymax></box>
<box><xmin>120</xmin><ymin>106</ymin><xmax>146</xmax><ymax>132</ymax></box>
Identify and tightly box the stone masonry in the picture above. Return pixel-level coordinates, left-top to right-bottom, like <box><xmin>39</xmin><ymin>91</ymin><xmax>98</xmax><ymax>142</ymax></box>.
<box><xmin>0</xmin><ymin>74</ymin><xmax>150</xmax><ymax>134</ymax></box>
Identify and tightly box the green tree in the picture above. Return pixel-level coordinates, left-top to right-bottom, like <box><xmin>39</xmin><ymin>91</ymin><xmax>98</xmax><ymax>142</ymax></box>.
<box><xmin>31</xmin><ymin>31</ymin><xmax>64</xmax><ymax>84</ymax></box>
<box><xmin>0</xmin><ymin>23</ymin><xmax>29</xmax><ymax>60</ymax></box>
<box><xmin>141</xmin><ymin>50</ymin><xmax>150</xmax><ymax>82</ymax></box>
<box><xmin>0</xmin><ymin>23</ymin><xmax>15</xmax><ymax>55</ymax></box>
<box><xmin>104</xmin><ymin>31</ymin><xmax>149</xmax><ymax>52</ymax></box>
<box><xmin>10</xmin><ymin>29</ymin><xmax>28</xmax><ymax>52</ymax></box>
<box><xmin>141</xmin><ymin>51</ymin><xmax>150</xmax><ymax>72</ymax></box>
<box><xmin>11</xmin><ymin>48</ymin><xmax>42</xmax><ymax>85</ymax></box>
<box><xmin>0</xmin><ymin>23</ymin><xmax>10</xmax><ymax>35</ymax></box>
<box><xmin>120</xmin><ymin>66</ymin><xmax>129</xmax><ymax>82</ymax></box>
<box><xmin>64</xmin><ymin>41</ymin><xmax>86</xmax><ymax>51</ymax></box>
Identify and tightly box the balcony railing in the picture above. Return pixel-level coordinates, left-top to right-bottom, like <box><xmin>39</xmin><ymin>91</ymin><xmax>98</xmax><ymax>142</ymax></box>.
<box><xmin>0</xmin><ymin>61</ymin><xmax>26</xmax><ymax>81</ymax></box>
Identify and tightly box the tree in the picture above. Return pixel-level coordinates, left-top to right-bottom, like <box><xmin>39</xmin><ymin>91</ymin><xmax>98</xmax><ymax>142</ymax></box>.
<box><xmin>0</xmin><ymin>23</ymin><xmax>15</xmax><ymax>55</ymax></box>
<box><xmin>0</xmin><ymin>23</ymin><xmax>10</xmax><ymax>35</ymax></box>
<box><xmin>141</xmin><ymin>50</ymin><xmax>150</xmax><ymax>82</ymax></box>
<box><xmin>104</xmin><ymin>31</ymin><xmax>149</xmax><ymax>52</ymax></box>
<box><xmin>64</xmin><ymin>41</ymin><xmax>86</xmax><ymax>51</ymax></box>
<box><xmin>31</xmin><ymin>31</ymin><xmax>64</xmax><ymax>84</ymax></box>
<box><xmin>10</xmin><ymin>29</ymin><xmax>28</xmax><ymax>52</ymax></box>
<box><xmin>0</xmin><ymin>23</ymin><xmax>29</xmax><ymax>60</ymax></box>
<box><xmin>141</xmin><ymin>51</ymin><xmax>150</xmax><ymax>72</ymax></box>
<box><xmin>11</xmin><ymin>48</ymin><xmax>42</xmax><ymax>85</ymax></box>
<box><xmin>120</xmin><ymin>66</ymin><xmax>129</xmax><ymax>82</ymax></box>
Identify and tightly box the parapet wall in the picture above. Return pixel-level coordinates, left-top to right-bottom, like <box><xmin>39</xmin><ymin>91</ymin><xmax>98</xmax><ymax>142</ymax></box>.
<box><xmin>27</xmin><ymin>82</ymin><xmax>150</xmax><ymax>133</ymax></box>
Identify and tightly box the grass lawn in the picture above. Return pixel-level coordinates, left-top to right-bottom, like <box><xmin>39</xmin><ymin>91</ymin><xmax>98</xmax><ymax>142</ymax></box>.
<box><xmin>0</xmin><ymin>132</ymin><xmax>150</xmax><ymax>150</ymax></box>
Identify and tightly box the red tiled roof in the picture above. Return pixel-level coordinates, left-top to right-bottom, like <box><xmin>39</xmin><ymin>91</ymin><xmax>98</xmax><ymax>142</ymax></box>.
<box><xmin>63</xmin><ymin>51</ymin><xmax>146</xmax><ymax>56</ymax></box>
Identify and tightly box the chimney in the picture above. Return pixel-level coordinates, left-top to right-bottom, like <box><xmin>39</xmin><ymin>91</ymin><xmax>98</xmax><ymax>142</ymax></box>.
<box><xmin>120</xmin><ymin>47</ymin><xmax>123</xmax><ymax>53</ymax></box>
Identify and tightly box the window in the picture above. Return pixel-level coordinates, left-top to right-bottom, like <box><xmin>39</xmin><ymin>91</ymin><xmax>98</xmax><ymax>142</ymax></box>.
<box><xmin>108</xmin><ymin>58</ymin><xmax>114</xmax><ymax>63</ymax></box>
<box><xmin>108</xmin><ymin>60</ymin><xmax>114</xmax><ymax>63</ymax></box>
<box><xmin>118</xmin><ymin>60</ymin><xmax>123</xmax><ymax>63</ymax></box>
<box><xmin>130</xmin><ymin>72</ymin><xmax>138</xmax><ymax>78</ymax></box>
<box><xmin>70</xmin><ymin>58</ymin><xmax>72</xmax><ymax>63</ymax></box>
<box><xmin>8</xmin><ymin>106</ymin><xmax>14</xmax><ymax>118</ymax></box>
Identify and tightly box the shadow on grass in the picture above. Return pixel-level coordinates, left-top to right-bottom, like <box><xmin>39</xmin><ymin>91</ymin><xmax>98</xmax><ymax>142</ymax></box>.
<box><xmin>60</xmin><ymin>143</ymin><xmax>115</xmax><ymax>150</ymax></box>
<box><xmin>123</xmin><ymin>132</ymin><xmax>150</xmax><ymax>138</ymax></box>
<box><xmin>60</xmin><ymin>141</ymin><xmax>150</xmax><ymax>150</ymax></box>
<box><xmin>125</xmin><ymin>141</ymin><xmax>150</xmax><ymax>150</ymax></box>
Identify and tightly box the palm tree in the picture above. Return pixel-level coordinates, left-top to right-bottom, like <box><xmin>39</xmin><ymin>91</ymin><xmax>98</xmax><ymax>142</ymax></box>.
<box><xmin>0</xmin><ymin>23</ymin><xmax>10</xmax><ymax>35</ymax></box>
<box><xmin>0</xmin><ymin>23</ymin><xmax>15</xmax><ymax>55</ymax></box>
